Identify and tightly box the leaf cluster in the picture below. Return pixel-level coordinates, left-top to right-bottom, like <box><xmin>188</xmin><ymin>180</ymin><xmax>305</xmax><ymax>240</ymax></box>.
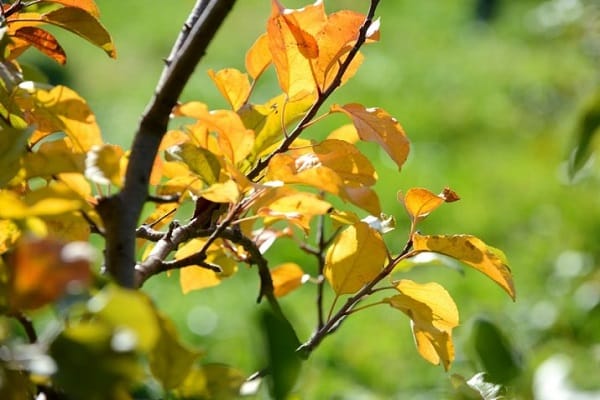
<box><xmin>0</xmin><ymin>1</ymin><xmax>516</xmax><ymax>399</ymax></box>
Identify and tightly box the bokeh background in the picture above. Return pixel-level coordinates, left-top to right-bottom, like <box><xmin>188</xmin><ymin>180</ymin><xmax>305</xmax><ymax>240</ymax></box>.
<box><xmin>21</xmin><ymin>0</ymin><xmax>600</xmax><ymax>398</ymax></box>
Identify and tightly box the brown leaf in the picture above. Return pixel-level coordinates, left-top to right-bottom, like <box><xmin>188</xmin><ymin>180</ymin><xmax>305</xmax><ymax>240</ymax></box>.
<box><xmin>13</xmin><ymin>27</ymin><xmax>66</xmax><ymax>64</ymax></box>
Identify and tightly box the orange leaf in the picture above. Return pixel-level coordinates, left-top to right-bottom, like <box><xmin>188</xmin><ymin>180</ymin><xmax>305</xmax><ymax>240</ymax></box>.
<box><xmin>245</xmin><ymin>33</ymin><xmax>271</xmax><ymax>80</ymax></box>
<box><xmin>44</xmin><ymin>0</ymin><xmax>101</xmax><ymax>17</ymax></box>
<box><xmin>331</xmin><ymin>103</ymin><xmax>410</xmax><ymax>170</ymax></box>
<box><xmin>400</xmin><ymin>187</ymin><xmax>459</xmax><ymax>223</ymax></box>
<box><xmin>412</xmin><ymin>233</ymin><xmax>516</xmax><ymax>300</ymax></box>
<box><xmin>314</xmin><ymin>11</ymin><xmax>380</xmax><ymax>89</ymax></box>
<box><xmin>385</xmin><ymin>280</ymin><xmax>459</xmax><ymax>370</ymax></box>
<box><xmin>208</xmin><ymin>68</ymin><xmax>251</xmax><ymax>111</ymax></box>
<box><xmin>270</xmin><ymin>263</ymin><xmax>305</xmax><ymax>297</ymax></box>
<box><xmin>266</xmin><ymin>0</ymin><xmax>325</xmax><ymax>96</ymax></box>
<box><xmin>8</xmin><ymin>238</ymin><xmax>93</xmax><ymax>310</ymax></box>
<box><xmin>327</xmin><ymin>124</ymin><xmax>359</xmax><ymax>144</ymax></box>
<box><xmin>13</xmin><ymin>27</ymin><xmax>66</xmax><ymax>64</ymax></box>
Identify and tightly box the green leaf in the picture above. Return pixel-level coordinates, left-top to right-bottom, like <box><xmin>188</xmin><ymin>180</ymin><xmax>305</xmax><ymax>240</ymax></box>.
<box><xmin>471</xmin><ymin>318</ymin><xmax>522</xmax><ymax>384</ymax></box>
<box><xmin>149</xmin><ymin>314</ymin><xmax>203</xmax><ymax>390</ymax></box>
<box><xmin>50</xmin><ymin>321</ymin><xmax>142</xmax><ymax>400</ymax></box>
<box><xmin>570</xmin><ymin>90</ymin><xmax>600</xmax><ymax>176</ymax></box>
<box><xmin>166</xmin><ymin>143</ymin><xmax>222</xmax><ymax>185</ymax></box>
<box><xmin>412</xmin><ymin>233</ymin><xmax>516</xmax><ymax>300</ymax></box>
<box><xmin>324</xmin><ymin>222</ymin><xmax>387</xmax><ymax>295</ymax></box>
<box><xmin>260</xmin><ymin>308</ymin><xmax>302</xmax><ymax>400</ymax></box>
<box><xmin>0</xmin><ymin>122</ymin><xmax>30</xmax><ymax>187</ymax></box>
<box><xmin>42</xmin><ymin>7</ymin><xmax>116</xmax><ymax>58</ymax></box>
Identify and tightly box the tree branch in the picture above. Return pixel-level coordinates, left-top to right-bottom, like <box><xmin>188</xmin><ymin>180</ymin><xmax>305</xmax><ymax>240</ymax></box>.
<box><xmin>97</xmin><ymin>0</ymin><xmax>237</xmax><ymax>288</ymax></box>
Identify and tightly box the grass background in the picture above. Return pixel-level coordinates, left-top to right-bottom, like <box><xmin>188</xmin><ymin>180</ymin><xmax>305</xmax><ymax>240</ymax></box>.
<box><xmin>22</xmin><ymin>0</ymin><xmax>600</xmax><ymax>398</ymax></box>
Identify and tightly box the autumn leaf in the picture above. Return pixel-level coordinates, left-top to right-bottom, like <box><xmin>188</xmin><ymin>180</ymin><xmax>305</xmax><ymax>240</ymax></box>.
<box><xmin>208</xmin><ymin>68</ymin><xmax>251</xmax><ymax>111</ymax></box>
<box><xmin>165</xmin><ymin>143</ymin><xmax>222</xmax><ymax>186</ymax></box>
<box><xmin>8</xmin><ymin>238</ymin><xmax>93</xmax><ymax>310</ymax></box>
<box><xmin>324</xmin><ymin>222</ymin><xmax>386</xmax><ymax>295</ymax></box>
<box><xmin>245</xmin><ymin>33</ymin><xmax>271</xmax><ymax>80</ymax></box>
<box><xmin>84</xmin><ymin>144</ymin><xmax>124</xmax><ymax>186</ymax></box>
<box><xmin>253</xmin><ymin>186</ymin><xmax>332</xmax><ymax>232</ymax></box>
<box><xmin>177</xmin><ymin>239</ymin><xmax>237</xmax><ymax>294</ymax></box>
<box><xmin>331</xmin><ymin>103</ymin><xmax>410</xmax><ymax>170</ymax></box>
<box><xmin>327</xmin><ymin>124</ymin><xmax>359</xmax><ymax>143</ymax></box>
<box><xmin>12</xmin><ymin>27</ymin><xmax>66</xmax><ymax>64</ymax></box>
<box><xmin>16</xmin><ymin>85</ymin><xmax>102</xmax><ymax>152</ymax></box>
<box><xmin>44</xmin><ymin>0</ymin><xmax>101</xmax><ymax>17</ymax></box>
<box><xmin>0</xmin><ymin>220</ymin><xmax>20</xmax><ymax>254</ymax></box>
<box><xmin>412</xmin><ymin>233</ymin><xmax>516</xmax><ymax>300</ymax></box>
<box><xmin>385</xmin><ymin>280</ymin><xmax>459</xmax><ymax>370</ymax></box>
<box><xmin>400</xmin><ymin>187</ymin><xmax>460</xmax><ymax>226</ymax></box>
<box><xmin>270</xmin><ymin>262</ymin><xmax>306</xmax><ymax>297</ymax></box>
<box><xmin>24</xmin><ymin>138</ymin><xmax>85</xmax><ymax>178</ymax></box>
<box><xmin>267</xmin><ymin>0</ymin><xmax>325</xmax><ymax>96</ymax></box>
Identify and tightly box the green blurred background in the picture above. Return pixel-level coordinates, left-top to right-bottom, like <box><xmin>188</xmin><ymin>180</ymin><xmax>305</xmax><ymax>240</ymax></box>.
<box><xmin>22</xmin><ymin>0</ymin><xmax>600</xmax><ymax>398</ymax></box>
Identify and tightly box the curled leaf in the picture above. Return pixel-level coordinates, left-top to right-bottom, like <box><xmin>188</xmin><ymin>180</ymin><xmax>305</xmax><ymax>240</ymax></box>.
<box><xmin>400</xmin><ymin>187</ymin><xmax>459</xmax><ymax>224</ymax></box>
<box><xmin>412</xmin><ymin>233</ymin><xmax>516</xmax><ymax>300</ymax></box>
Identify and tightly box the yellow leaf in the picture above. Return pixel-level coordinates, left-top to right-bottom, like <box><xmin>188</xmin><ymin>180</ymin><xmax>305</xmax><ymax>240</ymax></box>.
<box><xmin>165</xmin><ymin>143</ymin><xmax>222</xmax><ymax>185</ymax></box>
<box><xmin>324</xmin><ymin>222</ymin><xmax>386</xmax><ymax>295</ymax></box>
<box><xmin>412</xmin><ymin>233</ymin><xmax>516</xmax><ymax>300</ymax></box>
<box><xmin>0</xmin><ymin>122</ymin><xmax>30</xmax><ymax>187</ymax></box>
<box><xmin>267</xmin><ymin>0</ymin><xmax>325</xmax><ymax>96</ymax></box>
<box><xmin>327</xmin><ymin>124</ymin><xmax>359</xmax><ymax>143</ymax></box>
<box><xmin>34</xmin><ymin>7</ymin><xmax>115</xmax><ymax>58</ymax></box>
<box><xmin>254</xmin><ymin>186</ymin><xmax>332</xmax><ymax>232</ymax></box>
<box><xmin>208</xmin><ymin>68</ymin><xmax>251</xmax><ymax>111</ymax></box>
<box><xmin>44</xmin><ymin>212</ymin><xmax>90</xmax><ymax>242</ymax></box>
<box><xmin>173</xmin><ymin>101</ymin><xmax>209</xmax><ymax>119</ymax></box>
<box><xmin>270</xmin><ymin>262</ymin><xmax>305</xmax><ymax>297</ymax></box>
<box><xmin>331</xmin><ymin>103</ymin><xmax>410</xmax><ymax>170</ymax></box>
<box><xmin>8</xmin><ymin>238</ymin><xmax>93</xmax><ymax>310</ymax></box>
<box><xmin>84</xmin><ymin>144</ymin><xmax>124</xmax><ymax>187</ymax></box>
<box><xmin>177</xmin><ymin>239</ymin><xmax>237</xmax><ymax>294</ymax></box>
<box><xmin>24</xmin><ymin>138</ymin><xmax>85</xmax><ymax>178</ymax></box>
<box><xmin>17</xmin><ymin>85</ymin><xmax>102</xmax><ymax>152</ymax></box>
<box><xmin>240</xmin><ymin>92</ymin><xmax>315</xmax><ymax>163</ymax></box>
<box><xmin>0</xmin><ymin>220</ymin><xmax>20</xmax><ymax>254</ymax></box>
<box><xmin>385</xmin><ymin>279</ymin><xmax>459</xmax><ymax>370</ymax></box>
<box><xmin>245</xmin><ymin>33</ymin><xmax>271</xmax><ymax>80</ymax></box>
<box><xmin>266</xmin><ymin>152</ymin><xmax>342</xmax><ymax>194</ymax></box>
<box><xmin>198</xmin><ymin>180</ymin><xmax>240</xmax><ymax>204</ymax></box>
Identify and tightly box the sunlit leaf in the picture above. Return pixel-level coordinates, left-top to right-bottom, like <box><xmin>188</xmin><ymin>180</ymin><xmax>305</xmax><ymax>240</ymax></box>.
<box><xmin>327</xmin><ymin>124</ymin><xmax>359</xmax><ymax>143</ymax></box>
<box><xmin>15</xmin><ymin>8</ymin><xmax>116</xmax><ymax>58</ymax></box>
<box><xmin>331</xmin><ymin>103</ymin><xmax>410</xmax><ymax>170</ymax></box>
<box><xmin>8</xmin><ymin>238</ymin><xmax>93</xmax><ymax>310</ymax></box>
<box><xmin>240</xmin><ymin>92</ymin><xmax>314</xmax><ymax>163</ymax></box>
<box><xmin>198</xmin><ymin>179</ymin><xmax>240</xmax><ymax>204</ymax></box>
<box><xmin>17</xmin><ymin>85</ymin><xmax>102</xmax><ymax>152</ymax></box>
<box><xmin>254</xmin><ymin>186</ymin><xmax>331</xmax><ymax>232</ymax></box>
<box><xmin>385</xmin><ymin>279</ymin><xmax>459</xmax><ymax>370</ymax></box>
<box><xmin>400</xmin><ymin>187</ymin><xmax>459</xmax><ymax>226</ymax></box>
<box><xmin>149</xmin><ymin>313</ymin><xmax>203</xmax><ymax>389</ymax></box>
<box><xmin>85</xmin><ymin>144</ymin><xmax>124</xmax><ymax>186</ymax></box>
<box><xmin>175</xmin><ymin>363</ymin><xmax>245</xmax><ymax>400</ymax></box>
<box><xmin>267</xmin><ymin>0</ymin><xmax>325</xmax><ymax>96</ymax></box>
<box><xmin>324</xmin><ymin>222</ymin><xmax>386</xmax><ymax>295</ymax></box>
<box><xmin>344</xmin><ymin>185</ymin><xmax>381</xmax><ymax>216</ymax></box>
<box><xmin>44</xmin><ymin>0</ymin><xmax>101</xmax><ymax>17</ymax></box>
<box><xmin>0</xmin><ymin>122</ymin><xmax>30</xmax><ymax>187</ymax></box>
<box><xmin>0</xmin><ymin>220</ymin><xmax>20</xmax><ymax>254</ymax></box>
<box><xmin>166</xmin><ymin>143</ymin><xmax>222</xmax><ymax>186</ymax></box>
<box><xmin>13</xmin><ymin>26</ymin><xmax>66</xmax><ymax>64</ymax></box>
<box><xmin>208</xmin><ymin>68</ymin><xmax>251</xmax><ymax>111</ymax></box>
<box><xmin>270</xmin><ymin>262</ymin><xmax>305</xmax><ymax>297</ymax></box>
<box><xmin>314</xmin><ymin>11</ymin><xmax>380</xmax><ymax>89</ymax></box>
<box><xmin>24</xmin><ymin>138</ymin><xmax>85</xmax><ymax>178</ymax></box>
<box><xmin>245</xmin><ymin>33</ymin><xmax>271</xmax><ymax>80</ymax></box>
<box><xmin>44</xmin><ymin>212</ymin><xmax>90</xmax><ymax>242</ymax></box>
<box><xmin>412</xmin><ymin>233</ymin><xmax>516</xmax><ymax>300</ymax></box>
<box><xmin>177</xmin><ymin>239</ymin><xmax>237</xmax><ymax>294</ymax></box>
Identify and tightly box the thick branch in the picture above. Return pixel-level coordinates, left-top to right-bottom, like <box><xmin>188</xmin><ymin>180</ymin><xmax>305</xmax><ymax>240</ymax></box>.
<box><xmin>97</xmin><ymin>0</ymin><xmax>237</xmax><ymax>287</ymax></box>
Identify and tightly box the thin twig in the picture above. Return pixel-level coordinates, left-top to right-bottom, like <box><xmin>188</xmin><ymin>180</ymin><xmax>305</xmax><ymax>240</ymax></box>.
<box><xmin>10</xmin><ymin>311</ymin><xmax>37</xmax><ymax>343</ymax></box>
